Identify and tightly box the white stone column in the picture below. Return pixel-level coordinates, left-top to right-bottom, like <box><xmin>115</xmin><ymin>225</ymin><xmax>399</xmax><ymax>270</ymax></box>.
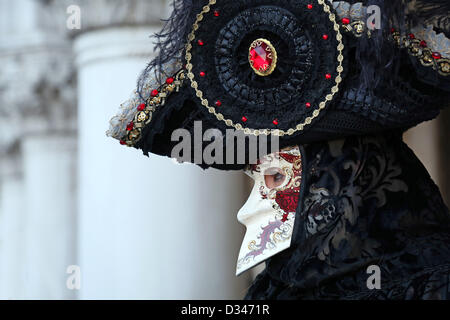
<box><xmin>438</xmin><ymin>110</ymin><xmax>450</xmax><ymax>207</ymax></box>
<box><xmin>0</xmin><ymin>152</ymin><xmax>25</xmax><ymax>299</ymax></box>
<box><xmin>75</xmin><ymin>26</ymin><xmax>251</xmax><ymax>299</ymax></box>
<box><xmin>21</xmin><ymin>134</ymin><xmax>77</xmax><ymax>299</ymax></box>
<box><xmin>0</xmin><ymin>0</ymin><xmax>78</xmax><ymax>300</ymax></box>
<box><xmin>404</xmin><ymin>120</ymin><xmax>441</xmax><ymax>186</ymax></box>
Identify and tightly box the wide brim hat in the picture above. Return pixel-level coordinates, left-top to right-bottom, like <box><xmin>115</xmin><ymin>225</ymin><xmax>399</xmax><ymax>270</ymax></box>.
<box><xmin>107</xmin><ymin>0</ymin><xmax>450</xmax><ymax>170</ymax></box>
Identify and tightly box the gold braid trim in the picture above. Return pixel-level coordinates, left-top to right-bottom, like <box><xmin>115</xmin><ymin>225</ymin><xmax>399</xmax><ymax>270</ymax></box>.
<box><xmin>120</xmin><ymin>70</ymin><xmax>185</xmax><ymax>146</ymax></box>
<box><xmin>184</xmin><ymin>0</ymin><xmax>345</xmax><ymax>137</ymax></box>
<box><xmin>339</xmin><ymin>18</ymin><xmax>450</xmax><ymax>77</ymax></box>
<box><xmin>392</xmin><ymin>31</ymin><xmax>450</xmax><ymax>77</ymax></box>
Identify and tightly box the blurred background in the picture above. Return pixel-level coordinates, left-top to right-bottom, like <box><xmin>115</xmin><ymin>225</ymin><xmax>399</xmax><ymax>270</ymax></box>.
<box><xmin>0</xmin><ymin>0</ymin><xmax>448</xmax><ymax>300</ymax></box>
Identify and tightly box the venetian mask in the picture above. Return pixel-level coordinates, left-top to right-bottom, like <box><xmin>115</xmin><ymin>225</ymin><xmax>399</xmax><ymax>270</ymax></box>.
<box><xmin>236</xmin><ymin>146</ymin><xmax>303</xmax><ymax>275</ymax></box>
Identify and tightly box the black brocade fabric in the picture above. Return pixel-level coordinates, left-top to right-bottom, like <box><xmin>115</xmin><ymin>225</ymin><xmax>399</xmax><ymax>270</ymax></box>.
<box><xmin>245</xmin><ymin>132</ymin><xmax>450</xmax><ymax>300</ymax></box>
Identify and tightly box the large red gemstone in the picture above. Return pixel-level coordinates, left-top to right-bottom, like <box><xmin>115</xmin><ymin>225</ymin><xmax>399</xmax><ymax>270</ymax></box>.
<box><xmin>249</xmin><ymin>41</ymin><xmax>274</xmax><ymax>74</ymax></box>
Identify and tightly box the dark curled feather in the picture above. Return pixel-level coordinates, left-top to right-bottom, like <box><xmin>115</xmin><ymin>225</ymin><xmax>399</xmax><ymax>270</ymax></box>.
<box><xmin>137</xmin><ymin>0</ymin><xmax>194</xmax><ymax>99</ymax></box>
<box><xmin>348</xmin><ymin>0</ymin><xmax>407</xmax><ymax>90</ymax></box>
<box><xmin>411</xmin><ymin>0</ymin><xmax>450</xmax><ymax>36</ymax></box>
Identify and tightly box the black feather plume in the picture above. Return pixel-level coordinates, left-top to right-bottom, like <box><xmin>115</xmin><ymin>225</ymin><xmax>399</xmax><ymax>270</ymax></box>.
<box><xmin>350</xmin><ymin>0</ymin><xmax>407</xmax><ymax>90</ymax></box>
<box><xmin>411</xmin><ymin>0</ymin><xmax>450</xmax><ymax>37</ymax></box>
<box><xmin>137</xmin><ymin>0</ymin><xmax>194</xmax><ymax>99</ymax></box>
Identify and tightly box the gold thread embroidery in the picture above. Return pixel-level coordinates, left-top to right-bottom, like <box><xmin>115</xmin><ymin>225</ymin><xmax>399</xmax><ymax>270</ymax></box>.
<box><xmin>391</xmin><ymin>30</ymin><xmax>450</xmax><ymax>77</ymax></box>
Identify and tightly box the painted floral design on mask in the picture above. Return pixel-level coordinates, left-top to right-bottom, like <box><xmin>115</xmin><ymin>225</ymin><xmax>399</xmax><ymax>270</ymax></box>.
<box><xmin>236</xmin><ymin>146</ymin><xmax>302</xmax><ymax>275</ymax></box>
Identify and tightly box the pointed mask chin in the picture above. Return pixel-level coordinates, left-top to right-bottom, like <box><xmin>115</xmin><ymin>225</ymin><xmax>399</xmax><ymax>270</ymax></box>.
<box><xmin>236</xmin><ymin>146</ymin><xmax>303</xmax><ymax>276</ymax></box>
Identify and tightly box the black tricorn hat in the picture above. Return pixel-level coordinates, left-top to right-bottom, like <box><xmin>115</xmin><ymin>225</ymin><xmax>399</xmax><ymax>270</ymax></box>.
<box><xmin>107</xmin><ymin>0</ymin><xmax>450</xmax><ymax>170</ymax></box>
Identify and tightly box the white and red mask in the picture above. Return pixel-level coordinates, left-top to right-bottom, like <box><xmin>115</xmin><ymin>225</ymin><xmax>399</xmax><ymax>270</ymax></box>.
<box><xmin>236</xmin><ymin>146</ymin><xmax>303</xmax><ymax>275</ymax></box>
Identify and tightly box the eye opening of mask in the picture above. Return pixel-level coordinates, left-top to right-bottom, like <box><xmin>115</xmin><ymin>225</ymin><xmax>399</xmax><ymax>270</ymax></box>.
<box><xmin>264</xmin><ymin>167</ymin><xmax>287</xmax><ymax>189</ymax></box>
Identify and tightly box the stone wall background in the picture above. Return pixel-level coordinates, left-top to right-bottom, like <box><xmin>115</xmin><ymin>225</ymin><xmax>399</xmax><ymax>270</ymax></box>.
<box><xmin>0</xmin><ymin>0</ymin><xmax>251</xmax><ymax>300</ymax></box>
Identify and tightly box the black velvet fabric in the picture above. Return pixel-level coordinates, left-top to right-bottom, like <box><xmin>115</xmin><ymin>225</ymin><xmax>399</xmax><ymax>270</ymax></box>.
<box><xmin>245</xmin><ymin>132</ymin><xmax>450</xmax><ymax>300</ymax></box>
